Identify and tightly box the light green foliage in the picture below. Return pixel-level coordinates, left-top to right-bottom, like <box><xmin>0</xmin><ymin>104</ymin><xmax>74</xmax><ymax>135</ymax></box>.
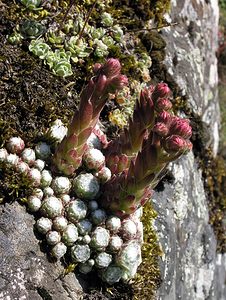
<box><xmin>65</xmin><ymin>37</ymin><xmax>91</xmax><ymax>62</ymax></box>
<box><xmin>51</xmin><ymin>59</ymin><xmax>73</xmax><ymax>77</ymax></box>
<box><xmin>46</xmin><ymin>49</ymin><xmax>72</xmax><ymax>77</ymax></box>
<box><xmin>101</xmin><ymin>12</ymin><xmax>114</xmax><ymax>27</ymax></box>
<box><xmin>90</xmin><ymin>27</ymin><xmax>106</xmax><ymax>39</ymax></box>
<box><xmin>29</xmin><ymin>40</ymin><xmax>73</xmax><ymax>77</ymax></box>
<box><xmin>94</xmin><ymin>39</ymin><xmax>109</xmax><ymax>58</ymax></box>
<box><xmin>47</xmin><ymin>30</ymin><xmax>65</xmax><ymax>45</ymax></box>
<box><xmin>20</xmin><ymin>20</ymin><xmax>45</xmax><ymax>39</ymax></box>
<box><xmin>29</xmin><ymin>39</ymin><xmax>51</xmax><ymax>59</ymax></box>
<box><xmin>20</xmin><ymin>0</ymin><xmax>41</xmax><ymax>10</ymax></box>
<box><xmin>8</xmin><ymin>31</ymin><xmax>23</xmax><ymax>45</ymax></box>
<box><xmin>111</xmin><ymin>25</ymin><xmax>124</xmax><ymax>42</ymax></box>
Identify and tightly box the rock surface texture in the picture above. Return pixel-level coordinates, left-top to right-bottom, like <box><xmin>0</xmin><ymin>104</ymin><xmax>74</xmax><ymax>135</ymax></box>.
<box><xmin>0</xmin><ymin>203</ymin><xmax>83</xmax><ymax>300</ymax></box>
<box><xmin>155</xmin><ymin>0</ymin><xmax>226</xmax><ymax>299</ymax></box>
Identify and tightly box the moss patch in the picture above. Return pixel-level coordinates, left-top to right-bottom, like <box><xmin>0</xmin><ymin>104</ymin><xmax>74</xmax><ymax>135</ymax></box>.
<box><xmin>133</xmin><ymin>202</ymin><xmax>162</xmax><ymax>300</ymax></box>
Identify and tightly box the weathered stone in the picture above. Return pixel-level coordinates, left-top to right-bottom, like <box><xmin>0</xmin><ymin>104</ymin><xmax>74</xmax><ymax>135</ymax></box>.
<box><xmin>154</xmin><ymin>1</ymin><xmax>226</xmax><ymax>299</ymax></box>
<box><xmin>0</xmin><ymin>203</ymin><xmax>82</xmax><ymax>299</ymax></box>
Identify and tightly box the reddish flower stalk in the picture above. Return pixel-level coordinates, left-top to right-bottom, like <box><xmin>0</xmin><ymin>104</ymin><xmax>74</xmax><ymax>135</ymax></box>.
<box><xmin>105</xmin><ymin>83</ymin><xmax>172</xmax><ymax>174</ymax></box>
<box><xmin>101</xmin><ymin>84</ymin><xmax>192</xmax><ymax>216</ymax></box>
<box><xmin>52</xmin><ymin>59</ymin><xmax>128</xmax><ymax>175</ymax></box>
<box><xmin>105</xmin><ymin>87</ymin><xmax>155</xmax><ymax>174</ymax></box>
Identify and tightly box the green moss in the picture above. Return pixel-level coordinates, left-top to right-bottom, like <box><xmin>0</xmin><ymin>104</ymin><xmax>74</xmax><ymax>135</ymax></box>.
<box><xmin>123</xmin><ymin>0</ymin><xmax>171</xmax><ymax>26</ymax></box>
<box><xmin>0</xmin><ymin>165</ymin><xmax>33</xmax><ymax>204</ymax></box>
<box><xmin>199</xmin><ymin>151</ymin><xmax>226</xmax><ymax>253</ymax></box>
<box><xmin>133</xmin><ymin>202</ymin><xmax>162</xmax><ymax>299</ymax></box>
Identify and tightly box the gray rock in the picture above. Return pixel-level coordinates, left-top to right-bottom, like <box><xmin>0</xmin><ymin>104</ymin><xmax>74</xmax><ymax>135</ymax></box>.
<box><xmin>0</xmin><ymin>203</ymin><xmax>82</xmax><ymax>300</ymax></box>
<box><xmin>154</xmin><ymin>0</ymin><xmax>226</xmax><ymax>299</ymax></box>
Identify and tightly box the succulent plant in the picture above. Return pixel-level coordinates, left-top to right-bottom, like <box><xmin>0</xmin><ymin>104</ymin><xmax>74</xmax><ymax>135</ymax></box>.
<box><xmin>36</xmin><ymin>217</ymin><xmax>52</xmax><ymax>234</ymax></box>
<box><xmin>47</xmin><ymin>29</ymin><xmax>65</xmax><ymax>45</ymax></box>
<box><xmin>95</xmin><ymin>252</ymin><xmax>112</xmax><ymax>268</ymax></box>
<box><xmin>105</xmin><ymin>86</ymin><xmax>156</xmax><ymax>174</ymax></box>
<box><xmin>77</xmin><ymin>219</ymin><xmax>92</xmax><ymax>235</ymax></box>
<box><xmin>43</xmin><ymin>187</ymin><xmax>54</xmax><ymax>197</ymax></box>
<box><xmin>91</xmin><ymin>209</ymin><xmax>107</xmax><ymax>225</ymax></box>
<box><xmin>51</xmin><ymin>177</ymin><xmax>71</xmax><ymax>194</ymax></box>
<box><xmin>94</xmin><ymin>166</ymin><xmax>112</xmax><ymax>183</ymax></box>
<box><xmin>51</xmin><ymin>59</ymin><xmax>73</xmax><ymax>78</ymax></box>
<box><xmin>1</xmin><ymin>58</ymin><xmax>193</xmax><ymax>285</ymax></box>
<box><xmin>90</xmin><ymin>227</ymin><xmax>110</xmax><ymax>251</ymax></box>
<box><xmin>21</xmin><ymin>148</ymin><xmax>36</xmax><ymax>165</ymax></box>
<box><xmin>40</xmin><ymin>196</ymin><xmax>63</xmax><ymax>218</ymax></box>
<box><xmin>101</xmin><ymin>12</ymin><xmax>114</xmax><ymax>27</ymax></box>
<box><xmin>7</xmin><ymin>137</ymin><xmax>25</xmax><ymax>154</ymax></box>
<box><xmin>52</xmin><ymin>58</ymin><xmax>128</xmax><ymax>175</ymax></box>
<box><xmin>5</xmin><ymin>154</ymin><xmax>19</xmax><ymax>168</ymax></box>
<box><xmin>35</xmin><ymin>142</ymin><xmax>51</xmax><ymax>160</ymax></box>
<box><xmin>46</xmin><ymin>231</ymin><xmax>61</xmax><ymax>245</ymax></box>
<box><xmin>71</xmin><ymin>244</ymin><xmax>90</xmax><ymax>263</ymax></box>
<box><xmin>8</xmin><ymin>32</ymin><xmax>24</xmax><ymax>45</ymax></box>
<box><xmin>46</xmin><ymin>119</ymin><xmax>68</xmax><ymax>143</ymax></box>
<box><xmin>101</xmin><ymin>84</ymin><xmax>192</xmax><ymax>217</ymax></box>
<box><xmin>0</xmin><ymin>148</ymin><xmax>8</xmax><ymax>162</ymax></box>
<box><xmin>29</xmin><ymin>39</ymin><xmax>51</xmax><ymax>59</ymax></box>
<box><xmin>65</xmin><ymin>37</ymin><xmax>90</xmax><ymax>62</ymax></box>
<box><xmin>53</xmin><ymin>216</ymin><xmax>68</xmax><ymax>232</ymax></box>
<box><xmin>27</xmin><ymin>195</ymin><xmax>42</xmax><ymax>212</ymax></box>
<box><xmin>66</xmin><ymin>199</ymin><xmax>87</xmax><ymax>222</ymax></box>
<box><xmin>28</xmin><ymin>168</ymin><xmax>42</xmax><ymax>186</ymax></box>
<box><xmin>62</xmin><ymin>224</ymin><xmax>78</xmax><ymax>246</ymax></box>
<box><xmin>16</xmin><ymin>161</ymin><xmax>30</xmax><ymax>174</ymax></box>
<box><xmin>116</xmin><ymin>241</ymin><xmax>142</xmax><ymax>281</ymax></box>
<box><xmin>20</xmin><ymin>20</ymin><xmax>46</xmax><ymax>39</ymax></box>
<box><xmin>20</xmin><ymin>0</ymin><xmax>42</xmax><ymax>10</ymax></box>
<box><xmin>32</xmin><ymin>188</ymin><xmax>44</xmax><ymax>199</ymax></box>
<box><xmin>94</xmin><ymin>39</ymin><xmax>109</xmax><ymax>58</ymax></box>
<box><xmin>52</xmin><ymin>242</ymin><xmax>67</xmax><ymax>259</ymax></box>
<box><xmin>34</xmin><ymin>159</ymin><xmax>45</xmax><ymax>171</ymax></box>
<box><xmin>108</xmin><ymin>235</ymin><xmax>123</xmax><ymax>252</ymax></box>
<box><xmin>73</xmin><ymin>173</ymin><xmax>100</xmax><ymax>199</ymax></box>
<box><xmin>41</xmin><ymin>170</ymin><xmax>52</xmax><ymax>187</ymax></box>
<box><xmin>83</xmin><ymin>148</ymin><xmax>105</xmax><ymax>171</ymax></box>
<box><xmin>101</xmin><ymin>265</ymin><xmax>124</xmax><ymax>285</ymax></box>
<box><xmin>111</xmin><ymin>25</ymin><xmax>124</xmax><ymax>42</ymax></box>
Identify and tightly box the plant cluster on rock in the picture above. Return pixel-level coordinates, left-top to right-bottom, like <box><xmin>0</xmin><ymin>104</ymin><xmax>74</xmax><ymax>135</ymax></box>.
<box><xmin>0</xmin><ymin>58</ymin><xmax>192</xmax><ymax>285</ymax></box>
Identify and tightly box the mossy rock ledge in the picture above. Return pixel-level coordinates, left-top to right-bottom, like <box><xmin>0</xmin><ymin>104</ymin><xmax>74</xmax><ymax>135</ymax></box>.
<box><xmin>0</xmin><ymin>1</ymin><xmax>226</xmax><ymax>300</ymax></box>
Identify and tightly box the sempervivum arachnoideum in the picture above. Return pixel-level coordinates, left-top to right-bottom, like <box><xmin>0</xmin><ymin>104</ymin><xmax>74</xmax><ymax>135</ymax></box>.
<box><xmin>35</xmin><ymin>142</ymin><xmax>51</xmax><ymax>160</ymax></box>
<box><xmin>51</xmin><ymin>176</ymin><xmax>71</xmax><ymax>194</ymax></box>
<box><xmin>41</xmin><ymin>170</ymin><xmax>53</xmax><ymax>187</ymax></box>
<box><xmin>0</xmin><ymin>148</ymin><xmax>8</xmax><ymax>162</ymax></box>
<box><xmin>116</xmin><ymin>241</ymin><xmax>142</xmax><ymax>281</ymax></box>
<box><xmin>62</xmin><ymin>223</ymin><xmax>78</xmax><ymax>246</ymax></box>
<box><xmin>1</xmin><ymin>59</ymin><xmax>194</xmax><ymax>286</ymax></box>
<box><xmin>83</xmin><ymin>148</ymin><xmax>105</xmax><ymax>171</ymax></box>
<box><xmin>40</xmin><ymin>196</ymin><xmax>64</xmax><ymax>218</ymax></box>
<box><xmin>7</xmin><ymin>137</ymin><xmax>25</xmax><ymax>154</ymax></box>
<box><xmin>51</xmin><ymin>242</ymin><xmax>67</xmax><ymax>259</ymax></box>
<box><xmin>45</xmin><ymin>119</ymin><xmax>68</xmax><ymax>144</ymax></box>
<box><xmin>27</xmin><ymin>195</ymin><xmax>42</xmax><ymax>212</ymax></box>
<box><xmin>66</xmin><ymin>199</ymin><xmax>87</xmax><ymax>222</ymax></box>
<box><xmin>21</xmin><ymin>148</ymin><xmax>36</xmax><ymax>166</ymax></box>
<box><xmin>5</xmin><ymin>154</ymin><xmax>19</xmax><ymax>168</ymax></box>
<box><xmin>73</xmin><ymin>173</ymin><xmax>100</xmax><ymax>199</ymax></box>
<box><xmin>71</xmin><ymin>244</ymin><xmax>91</xmax><ymax>263</ymax></box>
<box><xmin>36</xmin><ymin>217</ymin><xmax>53</xmax><ymax>235</ymax></box>
<box><xmin>46</xmin><ymin>231</ymin><xmax>61</xmax><ymax>245</ymax></box>
<box><xmin>94</xmin><ymin>166</ymin><xmax>111</xmax><ymax>183</ymax></box>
